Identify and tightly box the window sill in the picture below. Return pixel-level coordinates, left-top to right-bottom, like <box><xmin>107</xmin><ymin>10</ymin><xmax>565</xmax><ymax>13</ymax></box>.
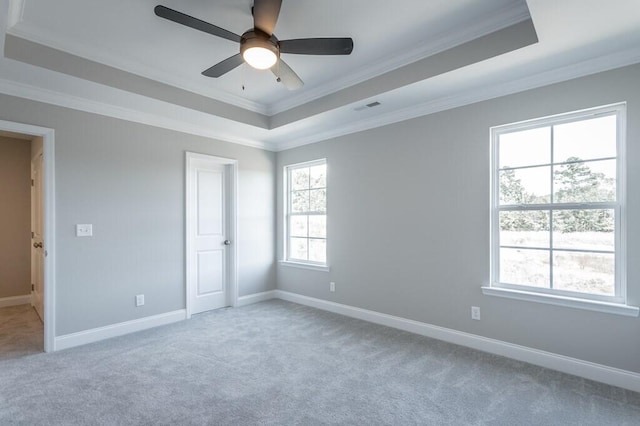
<box><xmin>279</xmin><ymin>261</ymin><xmax>330</xmax><ymax>272</ymax></box>
<box><xmin>481</xmin><ymin>286</ymin><xmax>639</xmax><ymax>317</ymax></box>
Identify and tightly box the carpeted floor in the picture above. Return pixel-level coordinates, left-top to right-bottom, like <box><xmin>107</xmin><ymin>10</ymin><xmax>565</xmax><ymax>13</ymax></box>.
<box><xmin>1</xmin><ymin>299</ymin><xmax>639</xmax><ymax>425</ymax></box>
<box><xmin>0</xmin><ymin>304</ymin><xmax>43</xmax><ymax>360</ymax></box>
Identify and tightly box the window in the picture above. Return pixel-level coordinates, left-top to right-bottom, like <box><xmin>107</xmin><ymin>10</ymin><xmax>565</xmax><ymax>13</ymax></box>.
<box><xmin>284</xmin><ymin>159</ymin><xmax>327</xmax><ymax>266</ymax></box>
<box><xmin>489</xmin><ymin>104</ymin><xmax>628</xmax><ymax>307</ymax></box>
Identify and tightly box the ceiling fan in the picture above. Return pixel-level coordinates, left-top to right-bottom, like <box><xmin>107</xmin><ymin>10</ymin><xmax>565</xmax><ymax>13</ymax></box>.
<box><xmin>154</xmin><ymin>0</ymin><xmax>354</xmax><ymax>90</ymax></box>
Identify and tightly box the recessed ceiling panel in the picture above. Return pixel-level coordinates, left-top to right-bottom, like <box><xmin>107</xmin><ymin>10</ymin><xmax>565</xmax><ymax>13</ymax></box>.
<box><xmin>9</xmin><ymin>0</ymin><xmax>527</xmax><ymax>109</ymax></box>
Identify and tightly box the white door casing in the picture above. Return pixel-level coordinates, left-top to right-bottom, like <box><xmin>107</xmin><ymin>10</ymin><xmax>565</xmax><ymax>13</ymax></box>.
<box><xmin>186</xmin><ymin>152</ymin><xmax>237</xmax><ymax>317</ymax></box>
<box><xmin>0</xmin><ymin>119</ymin><xmax>56</xmax><ymax>352</ymax></box>
<box><xmin>31</xmin><ymin>149</ymin><xmax>44</xmax><ymax>321</ymax></box>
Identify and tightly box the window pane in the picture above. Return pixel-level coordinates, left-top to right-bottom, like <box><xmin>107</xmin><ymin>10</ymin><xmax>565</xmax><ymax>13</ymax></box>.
<box><xmin>553</xmin><ymin>160</ymin><xmax>616</xmax><ymax>203</ymax></box>
<box><xmin>309</xmin><ymin>189</ymin><xmax>326</xmax><ymax>212</ymax></box>
<box><xmin>552</xmin><ymin>209</ymin><xmax>614</xmax><ymax>251</ymax></box>
<box><xmin>291</xmin><ymin>190</ymin><xmax>309</xmax><ymax>213</ymax></box>
<box><xmin>290</xmin><ymin>215</ymin><xmax>308</xmax><ymax>238</ymax></box>
<box><xmin>310</xmin><ymin>164</ymin><xmax>326</xmax><ymax>189</ymax></box>
<box><xmin>291</xmin><ymin>168</ymin><xmax>310</xmax><ymax>190</ymax></box>
<box><xmin>554</xmin><ymin>115</ymin><xmax>617</xmax><ymax>163</ymax></box>
<box><xmin>553</xmin><ymin>252</ymin><xmax>614</xmax><ymax>296</ymax></box>
<box><xmin>289</xmin><ymin>237</ymin><xmax>308</xmax><ymax>260</ymax></box>
<box><xmin>500</xmin><ymin>248</ymin><xmax>550</xmax><ymax>288</ymax></box>
<box><xmin>309</xmin><ymin>215</ymin><xmax>326</xmax><ymax>238</ymax></box>
<box><xmin>499</xmin><ymin>211</ymin><xmax>550</xmax><ymax>248</ymax></box>
<box><xmin>499</xmin><ymin>127</ymin><xmax>550</xmax><ymax>168</ymax></box>
<box><xmin>499</xmin><ymin>166</ymin><xmax>550</xmax><ymax>205</ymax></box>
<box><xmin>309</xmin><ymin>239</ymin><xmax>326</xmax><ymax>263</ymax></box>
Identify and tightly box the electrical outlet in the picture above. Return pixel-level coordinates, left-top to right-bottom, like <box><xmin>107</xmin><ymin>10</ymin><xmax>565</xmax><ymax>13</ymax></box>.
<box><xmin>471</xmin><ymin>306</ymin><xmax>481</xmax><ymax>320</ymax></box>
<box><xmin>136</xmin><ymin>294</ymin><xmax>145</xmax><ymax>307</ymax></box>
<box><xmin>330</xmin><ymin>282</ymin><xmax>335</xmax><ymax>292</ymax></box>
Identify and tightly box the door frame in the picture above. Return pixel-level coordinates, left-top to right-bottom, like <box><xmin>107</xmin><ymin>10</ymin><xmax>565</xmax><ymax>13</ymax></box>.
<box><xmin>185</xmin><ymin>152</ymin><xmax>238</xmax><ymax>318</ymax></box>
<box><xmin>0</xmin><ymin>119</ymin><xmax>56</xmax><ymax>352</ymax></box>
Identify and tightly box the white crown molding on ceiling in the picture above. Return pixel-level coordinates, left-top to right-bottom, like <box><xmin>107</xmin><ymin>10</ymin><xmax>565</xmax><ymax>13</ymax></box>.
<box><xmin>274</xmin><ymin>45</ymin><xmax>640</xmax><ymax>151</ymax></box>
<box><xmin>6</xmin><ymin>21</ymin><xmax>269</xmax><ymax>115</ymax></box>
<box><xmin>6</xmin><ymin>0</ymin><xmax>529</xmax><ymax>118</ymax></box>
<box><xmin>0</xmin><ymin>58</ymin><xmax>277</xmax><ymax>151</ymax></box>
<box><xmin>266</xmin><ymin>1</ymin><xmax>532</xmax><ymax>116</ymax></box>
<box><xmin>1</xmin><ymin>39</ymin><xmax>639</xmax><ymax>153</ymax></box>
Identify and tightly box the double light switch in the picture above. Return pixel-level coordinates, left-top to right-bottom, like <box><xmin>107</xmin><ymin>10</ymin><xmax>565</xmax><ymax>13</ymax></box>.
<box><xmin>76</xmin><ymin>224</ymin><xmax>93</xmax><ymax>237</ymax></box>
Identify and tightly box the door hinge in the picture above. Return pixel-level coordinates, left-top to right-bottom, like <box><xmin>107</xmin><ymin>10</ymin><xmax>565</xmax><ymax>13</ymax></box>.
<box><xmin>31</xmin><ymin>231</ymin><xmax>34</xmax><ymax>238</ymax></box>
<box><xmin>31</xmin><ymin>284</ymin><xmax>35</xmax><ymax>291</ymax></box>
<box><xmin>31</xmin><ymin>179</ymin><xmax>34</xmax><ymax>186</ymax></box>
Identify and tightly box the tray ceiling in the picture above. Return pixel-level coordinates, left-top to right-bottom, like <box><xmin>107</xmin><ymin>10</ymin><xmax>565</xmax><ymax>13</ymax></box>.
<box><xmin>2</xmin><ymin>0</ymin><xmax>640</xmax><ymax>150</ymax></box>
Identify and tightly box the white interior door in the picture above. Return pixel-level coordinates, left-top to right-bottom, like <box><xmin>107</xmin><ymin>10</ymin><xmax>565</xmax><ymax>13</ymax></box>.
<box><xmin>31</xmin><ymin>151</ymin><xmax>44</xmax><ymax>322</ymax></box>
<box><xmin>186</xmin><ymin>154</ymin><xmax>233</xmax><ymax>315</ymax></box>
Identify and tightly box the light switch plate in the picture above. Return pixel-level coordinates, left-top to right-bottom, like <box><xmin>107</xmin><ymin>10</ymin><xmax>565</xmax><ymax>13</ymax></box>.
<box><xmin>76</xmin><ymin>224</ymin><xmax>93</xmax><ymax>237</ymax></box>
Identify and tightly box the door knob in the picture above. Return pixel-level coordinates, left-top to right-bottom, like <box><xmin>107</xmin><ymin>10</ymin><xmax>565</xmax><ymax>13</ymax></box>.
<box><xmin>33</xmin><ymin>242</ymin><xmax>43</xmax><ymax>248</ymax></box>
<box><xmin>224</xmin><ymin>240</ymin><xmax>231</xmax><ymax>246</ymax></box>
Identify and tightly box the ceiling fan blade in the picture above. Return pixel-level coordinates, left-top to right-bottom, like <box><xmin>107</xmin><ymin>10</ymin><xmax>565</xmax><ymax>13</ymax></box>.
<box><xmin>279</xmin><ymin>38</ymin><xmax>354</xmax><ymax>55</ymax></box>
<box><xmin>154</xmin><ymin>5</ymin><xmax>241</xmax><ymax>43</ymax></box>
<box><xmin>252</xmin><ymin>0</ymin><xmax>282</xmax><ymax>35</ymax></box>
<box><xmin>202</xmin><ymin>54</ymin><xmax>244</xmax><ymax>78</ymax></box>
<box><xmin>271</xmin><ymin>59</ymin><xmax>304</xmax><ymax>90</ymax></box>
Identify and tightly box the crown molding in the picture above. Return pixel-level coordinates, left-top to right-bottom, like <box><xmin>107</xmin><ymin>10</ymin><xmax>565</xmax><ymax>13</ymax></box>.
<box><xmin>1</xmin><ymin>29</ymin><xmax>638</xmax><ymax>155</ymax></box>
<box><xmin>266</xmin><ymin>1</ymin><xmax>531</xmax><ymax>116</ymax></box>
<box><xmin>0</xmin><ymin>69</ymin><xmax>277</xmax><ymax>151</ymax></box>
<box><xmin>274</xmin><ymin>46</ymin><xmax>640</xmax><ymax>151</ymax></box>
<box><xmin>6</xmin><ymin>22</ymin><xmax>270</xmax><ymax>115</ymax></box>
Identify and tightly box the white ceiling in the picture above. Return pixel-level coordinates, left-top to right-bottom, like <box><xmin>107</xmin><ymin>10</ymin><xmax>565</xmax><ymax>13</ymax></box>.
<box><xmin>1</xmin><ymin>0</ymin><xmax>640</xmax><ymax>150</ymax></box>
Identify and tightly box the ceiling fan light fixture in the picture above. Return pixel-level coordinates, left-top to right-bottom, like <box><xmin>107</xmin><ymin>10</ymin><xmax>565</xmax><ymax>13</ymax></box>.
<box><xmin>240</xmin><ymin>30</ymin><xmax>279</xmax><ymax>70</ymax></box>
<box><xmin>243</xmin><ymin>46</ymin><xmax>277</xmax><ymax>69</ymax></box>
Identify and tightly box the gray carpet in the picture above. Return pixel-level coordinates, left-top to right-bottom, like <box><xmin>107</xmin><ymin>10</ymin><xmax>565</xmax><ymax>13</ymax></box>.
<box><xmin>1</xmin><ymin>299</ymin><xmax>639</xmax><ymax>425</ymax></box>
<box><xmin>0</xmin><ymin>304</ymin><xmax>43</xmax><ymax>360</ymax></box>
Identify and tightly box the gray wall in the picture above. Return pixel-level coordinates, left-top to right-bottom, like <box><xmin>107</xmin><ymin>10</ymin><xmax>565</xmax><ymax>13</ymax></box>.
<box><xmin>0</xmin><ymin>94</ymin><xmax>276</xmax><ymax>335</ymax></box>
<box><xmin>276</xmin><ymin>63</ymin><xmax>640</xmax><ymax>374</ymax></box>
<box><xmin>0</xmin><ymin>137</ymin><xmax>31</xmax><ymax>298</ymax></box>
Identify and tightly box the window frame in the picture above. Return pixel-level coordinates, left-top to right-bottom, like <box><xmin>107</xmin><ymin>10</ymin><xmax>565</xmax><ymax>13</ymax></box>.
<box><xmin>488</xmin><ymin>103</ymin><xmax>630</xmax><ymax>309</ymax></box>
<box><xmin>283</xmin><ymin>158</ymin><xmax>328</xmax><ymax>268</ymax></box>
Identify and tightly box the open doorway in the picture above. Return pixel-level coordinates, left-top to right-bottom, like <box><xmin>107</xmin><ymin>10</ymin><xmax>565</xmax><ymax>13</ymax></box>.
<box><xmin>0</xmin><ymin>120</ymin><xmax>55</xmax><ymax>354</ymax></box>
<box><xmin>0</xmin><ymin>132</ymin><xmax>42</xmax><ymax>358</ymax></box>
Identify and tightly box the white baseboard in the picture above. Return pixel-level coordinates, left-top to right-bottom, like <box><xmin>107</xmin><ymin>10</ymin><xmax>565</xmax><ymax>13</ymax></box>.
<box><xmin>0</xmin><ymin>294</ymin><xmax>32</xmax><ymax>308</ymax></box>
<box><xmin>236</xmin><ymin>290</ymin><xmax>278</xmax><ymax>307</ymax></box>
<box><xmin>45</xmin><ymin>288</ymin><xmax>640</xmax><ymax>392</ymax></box>
<box><xmin>273</xmin><ymin>290</ymin><xmax>640</xmax><ymax>393</ymax></box>
<box><xmin>53</xmin><ymin>288</ymin><xmax>279</xmax><ymax>352</ymax></box>
<box><xmin>54</xmin><ymin>309</ymin><xmax>187</xmax><ymax>351</ymax></box>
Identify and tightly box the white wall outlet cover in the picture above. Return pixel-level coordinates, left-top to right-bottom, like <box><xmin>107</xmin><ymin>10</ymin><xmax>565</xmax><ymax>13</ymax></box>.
<box><xmin>471</xmin><ymin>306</ymin><xmax>481</xmax><ymax>320</ymax></box>
<box><xmin>135</xmin><ymin>294</ymin><xmax>145</xmax><ymax>307</ymax></box>
<box><xmin>76</xmin><ymin>224</ymin><xmax>93</xmax><ymax>237</ymax></box>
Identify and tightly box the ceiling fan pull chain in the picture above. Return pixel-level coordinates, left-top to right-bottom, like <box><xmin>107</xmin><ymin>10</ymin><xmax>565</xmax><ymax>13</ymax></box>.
<box><xmin>242</xmin><ymin>63</ymin><xmax>246</xmax><ymax>91</ymax></box>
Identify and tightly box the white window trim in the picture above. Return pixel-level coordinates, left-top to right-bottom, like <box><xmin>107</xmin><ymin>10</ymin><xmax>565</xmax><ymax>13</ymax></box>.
<box><xmin>481</xmin><ymin>286</ymin><xmax>638</xmax><ymax>317</ymax></box>
<box><xmin>283</xmin><ymin>158</ymin><xmax>328</xmax><ymax>267</ymax></box>
<box><xmin>278</xmin><ymin>260</ymin><xmax>330</xmax><ymax>272</ymax></box>
<box><xmin>487</xmin><ymin>103</ymin><xmax>637</xmax><ymax>316</ymax></box>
